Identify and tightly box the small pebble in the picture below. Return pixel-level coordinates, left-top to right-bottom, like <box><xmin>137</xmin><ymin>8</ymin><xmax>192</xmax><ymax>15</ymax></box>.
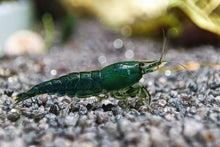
<box><xmin>170</xmin><ymin>136</ymin><xmax>187</xmax><ymax>147</ymax></box>
<box><xmin>180</xmin><ymin>93</ymin><xmax>191</xmax><ymax>101</ymax></box>
<box><xmin>210</xmin><ymin>82</ymin><xmax>220</xmax><ymax>89</ymax></box>
<box><xmin>165</xmin><ymin>114</ymin><xmax>175</xmax><ymax>121</ymax></box>
<box><xmin>46</xmin><ymin>114</ymin><xmax>58</xmax><ymax>128</ymax></box>
<box><xmin>124</xmin><ymin>132</ymin><xmax>140</xmax><ymax>145</ymax></box>
<box><xmin>3</xmin><ymin>99</ymin><xmax>13</xmax><ymax>110</ymax></box>
<box><xmin>39</xmin><ymin>95</ymin><xmax>48</xmax><ymax>105</ymax></box>
<box><xmin>150</xmin><ymin>116</ymin><xmax>162</xmax><ymax>126</ymax></box>
<box><xmin>184</xmin><ymin>120</ymin><xmax>203</xmax><ymax>137</ymax></box>
<box><xmin>104</xmin><ymin>122</ymin><xmax>118</xmax><ymax>136</ymax></box>
<box><xmin>215</xmin><ymin>96</ymin><xmax>220</xmax><ymax>105</ymax></box>
<box><xmin>4</xmin><ymin>89</ymin><xmax>14</xmax><ymax>97</ymax></box>
<box><xmin>102</xmin><ymin>103</ymin><xmax>114</xmax><ymax>111</ymax></box>
<box><xmin>177</xmin><ymin>81</ymin><xmax>186</xmax><ymax>89</ymax></box>
<box><xmin>78</xmin><ymin>106</ymin><xmax>88</xmax><ymax>115</ymax></box>
<box><xmin>170</xmin><ymin>90</ymin><xmax>178</xmax><ymax>98</ymax></box>
<box><xmin>187</xmin><ymin>81</ymin><xmax>197</xmax><ymax>92</ymax></box>
<box><xmin>70</xmin><ymin>101</ymin><xmax>80</xmax><ymax>112</ymax></box>
<box><xmin>158</xmin><ymin>77</ymin><xmax>167</xmax><ymax>85</ymax></box>
<box><xmin>112</xmin><ymin>106</ymin><xmax>123</xmax><ymax>116</ymax></box>
<box><xmin>38</xmin><ymin>118</ymin><xmax>49</xmax><ymax>130</ymax></box>
<box><xmin>96</xmin><ymin>111</ymin><xmax>108</xmax><ymax>124</ymax></box>
<box><xmin>209</xmin><ymin>113</ymin><xmax>218</xmax><ymax>122</ymax></box>
<box><xmin>197</xmin><ymin>107</ymin><xmax>208</xmax><ymax>117</ymax></box>
<box><xmin>189</xmin><ymin>106</ymin><xmax>197</xmax><ymax>114</ymax></box>
<box><xmin>23</xmin><ymin>132</ymin><xmax>37</xmax><ymax>145</ymax></box>
<box><xmin>76</xmin><ymin>115</ymin><xmax>90</xmax><ymax>128</ymax></box>
<box><xmin>40</xmin><ymin>133</ymin><xmax>54</xmax><ymax>144</ymax></box>
<box><xmin>168</xmin><ymin>98</ymin><xmax>183</xmax><ymax>107</ymax></box>
<box><xmin>118</xmin><ymin>118</ymin><xmax>133</xmax><ymax>134</ymax></box>
<box><xmin>49</xmin><ymin>104</ymin><xmax>59</xmax><ymax>115</ymax></box>
<box><xmin>197</xmin><ymin>94</ymin><xmax>205</xmax><ymax>102</ymax></box>
<box><xmin>64</xmin><ymin>113</ymin><xmax>78</xmax><ymax>127</ymax></box>
<box><xmin>7</xmin><ymin>110</ymin><xmax>20</xmax><ymax>122</ymax></box>
<box><xmin>150</xmin><ymin>127</ymin><xmax>168</xmax><ymax>146</ymax></box>
<box><xmin>22</xmin><ymin>99</ymin><xmax>33</xmax><ymax>107</ymax></box>
<box><xmin>53</xmin><ymin>137</ymin><xmax>71</xmax><ymax>147</ymax></box>
<box><xmin>158</xmin><ymin>99</ymin><xmax>167</xmax><ymax>107</ymax></box>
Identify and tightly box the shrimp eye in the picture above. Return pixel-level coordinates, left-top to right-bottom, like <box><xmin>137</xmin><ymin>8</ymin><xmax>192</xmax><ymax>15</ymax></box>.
<box><xmin>139</xmin><ymin>62</ymin><xmax>145</xmax><ymax>66</ymax></box>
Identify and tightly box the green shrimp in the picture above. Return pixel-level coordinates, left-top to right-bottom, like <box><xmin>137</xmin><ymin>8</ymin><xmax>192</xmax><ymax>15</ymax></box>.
<box><xmin>15</xmin><ymin>50</ymin><xmax>166</xmax><ymax>105</ymax></box>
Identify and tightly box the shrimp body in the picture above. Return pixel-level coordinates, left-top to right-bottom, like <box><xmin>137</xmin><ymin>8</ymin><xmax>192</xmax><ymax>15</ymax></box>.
<box><xmin>15</xmin><ymin>58</ymin><xmax>166</xmax><ymax>104</ymax></box>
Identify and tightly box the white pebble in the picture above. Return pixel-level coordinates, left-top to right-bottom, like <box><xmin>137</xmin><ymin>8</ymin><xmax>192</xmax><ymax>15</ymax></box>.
<box><xmin>184</xmin><ymin>120</ymin><xmax>203</xmax><ymax>137</ymax></box>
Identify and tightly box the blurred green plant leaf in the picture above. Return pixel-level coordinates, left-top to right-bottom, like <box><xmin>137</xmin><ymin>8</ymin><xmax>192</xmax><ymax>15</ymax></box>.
<box><xmin>170</xmin><ymin>0</ymin><xmax>220</xmax><ymax>35</ymax></box>
<box><xmin>60</xmin><ymin>0</ymin><xmax>220</xmax><ymax>37</ymax></box>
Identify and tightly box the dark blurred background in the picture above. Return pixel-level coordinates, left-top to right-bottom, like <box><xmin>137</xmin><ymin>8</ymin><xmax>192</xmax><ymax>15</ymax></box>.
<box><xmin>0</xmin><ymin>0</ymin><xmax>220</xmax><ymax>56</ymax></box>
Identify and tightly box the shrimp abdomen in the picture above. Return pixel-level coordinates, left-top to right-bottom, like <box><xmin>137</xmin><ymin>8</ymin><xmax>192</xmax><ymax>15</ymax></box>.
<box><xmin>15</xmin><ymin>71</ymin><xmax>103</xmax><ymax>103</ymax></box>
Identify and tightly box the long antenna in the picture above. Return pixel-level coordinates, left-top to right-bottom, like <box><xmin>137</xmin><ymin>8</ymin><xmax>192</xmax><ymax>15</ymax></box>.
<box><xmin>159</xmin><ymin>30</ymin><xmax>167</xmax><ymax>62</ymax></box>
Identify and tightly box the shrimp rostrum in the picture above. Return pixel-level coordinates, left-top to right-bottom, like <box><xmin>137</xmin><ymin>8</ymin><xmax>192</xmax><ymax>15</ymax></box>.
<box><xmin>15</xmin><ymin>52</ymin><xmax>166</xmax><ymax>105</ymax></box>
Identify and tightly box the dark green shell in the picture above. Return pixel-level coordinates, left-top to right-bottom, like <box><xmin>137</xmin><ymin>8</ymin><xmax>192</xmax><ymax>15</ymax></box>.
<box><xmin>15</xmin><ymin>61</ymin><xmax>143</xmax><ymax>103</ymax></box>
<box><xmin>101</xmin><ymin>61</ymin><xmax>142</xmax><ymax>90</ymax></box>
